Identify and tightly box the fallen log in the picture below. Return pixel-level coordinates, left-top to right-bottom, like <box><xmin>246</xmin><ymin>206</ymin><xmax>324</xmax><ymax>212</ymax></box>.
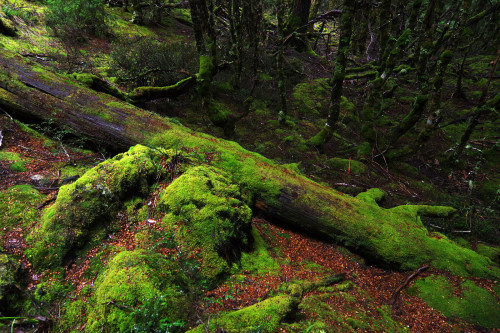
<box><xmin>1</xmin><ymin>48</ymin><xmax>499</xmax><ymax>279</ymax></box>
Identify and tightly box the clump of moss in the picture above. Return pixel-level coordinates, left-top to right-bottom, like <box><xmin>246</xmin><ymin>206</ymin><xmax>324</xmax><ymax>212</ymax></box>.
<box><xmin>0</xmin><ymin>253</ymin><xmax>24</xmax><ymax>316</ymax></box>
<box><xmin>292</xmin><ymin>78</ymin><xmax>330</xmax><ymax>117</ymax></box>
<box><xmin>26</xmin><ymin>145</ymin><xmax>158</xmax><ymax>270</ymax></box>
<box><xmin>0</xmin><ymin>185</ymin><xmax>45</xmax><ymax>234</ymax></box>
<box><xmin>85</xmin><ymin>250</ymin><xmax>191</xmax><ymax>332</ymax></box>
<box><xmin>188</xmin><ymin>295</ymin><xmax>295</xmax><ymax>332</ymax></box>
<box><xmin>409</xmin><ymin>275</ymin><xmax>500</xmax><ymax>328</ymax></box>
<box><xmin>158</xmin><ymin>165</ymin><xmax>252</xmax><ymax>282</ymax></box>
<box><xmin>238</xmin><ymin>226</ymin><xmax>278</xmax><ymax>275</ymax></box>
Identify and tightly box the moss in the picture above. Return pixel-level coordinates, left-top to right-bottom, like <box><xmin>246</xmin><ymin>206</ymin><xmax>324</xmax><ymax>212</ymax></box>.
<box><xmin>26</xmin><ymin>145</ymin><xmax>158</xmax><ymax>270</ymax></box>
<box><xmin>292</xmin><ymin>78</ymin><xmax>330</xmax><ymax>117</ymax></box>
<box><xmin>0</xmin><ymin>185</ymin><xmax>44</xmax><ymax>234</ymax></box>
<box><xmin>158</xmin><ymin>165</ymin><xmax>252</xmax><ymax>281</ymax></box>
<box><xmin>326</xmin><ymin>157</ymin><xmax>367</xmax><ymax>174</ymax></box>
<box><xmin>238</xmin><ymin>226</ymin><xmax>278</xmax><ymax>275</ymax></box>
<box><xmin>476</xmin><ymin>244</ymin><xmax>500</xmax><ymax>264</ymax></box>
<box><xmin>207</xmin><ymin>100</ymin><xmax>232</xmax><ymax>126</ymax></box>
<box><xmin>409</xmin><ymin>275</ymin><xmax>500</xmax><ymax>328</ymax></box>
<box><xmin>10</xmin><ymin>161</ymin><xmax>26</xmax><ymax>172</ymax></box>
<box><xmin>146</xmin><ymin>126</ymin><xmax>500</xmax><ymax>278</ymax></box>
<box><xmin>0</xmin><ymin>254</ymin><xmax>24</xmax><ymax>315</ymax></box>
<box><xmin>86</xmin><ymin>250</ymin><xmax>191</xmax><ymax>332</ymax></box>
<box><xmin>356</xmin><ymin>188</ymin><xmax>386</xmax><ymax>205</ymax></box>
<box><xmin>188</xmin><ymin>295</ymin><xmax>295</xmax><ymax>332</ymax></box>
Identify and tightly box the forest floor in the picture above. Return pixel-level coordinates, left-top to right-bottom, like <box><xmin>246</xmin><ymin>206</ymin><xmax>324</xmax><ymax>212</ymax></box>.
<box><xmin>1</xmin><ymin>116</ymin><xmax>498</xmax><ymax>332</ymax></box>
<box><xmin>1</xmin><ymin>1</ymin><xmax>499</xmax><ymax>331</ymax></box>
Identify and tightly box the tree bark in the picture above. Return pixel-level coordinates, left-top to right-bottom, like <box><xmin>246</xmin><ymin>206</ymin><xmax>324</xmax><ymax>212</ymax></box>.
<box><xmin>0</xmin><ymin>48</ymin><xmax>498</xmax><ymax>279</ymax></box>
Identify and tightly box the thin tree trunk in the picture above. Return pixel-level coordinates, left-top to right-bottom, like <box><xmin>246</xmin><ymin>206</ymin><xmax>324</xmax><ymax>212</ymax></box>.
<box><xmin>277</xmin><ymin>0</ymin><xmax>288</xmax><ymax>123</ymax></box>
<box><xmin>307</xmin><ymin>0</ymin><xmax>355</xmax><ymax>149</ymax></box>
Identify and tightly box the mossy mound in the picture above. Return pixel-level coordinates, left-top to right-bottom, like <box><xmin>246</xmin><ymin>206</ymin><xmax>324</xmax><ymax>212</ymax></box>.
<box><xmin>0</xmin><ymin>185</ymin><xmax>44</xmax><ymax>234</ymax></box>
<box><xmin>187</xmin><ymin>295</ymin><xmax>295</xmax><ymax>333</ymax></box>
<box><xmin>159</xmin><ymin>165</ymin><xmax>253</xmax><ymax>281</ymax></box>
<box><xmin>0</xmin><ymin>253</ymin><xmax>24</xmax><ymax>316</ymax></box>
<box><xmin>26</xmin><ymin>145</ymin><xmax>158</xmax><ymax>270</ymax></box>
<box><xmin>86</xmin><ymin>250</ymin><xmax>191</xmax><ymax>332</ymax></box>
<box><xmin>408</xmin><ymin>275</ymin><xmax>500</xmax><ymax>328</ymax></box>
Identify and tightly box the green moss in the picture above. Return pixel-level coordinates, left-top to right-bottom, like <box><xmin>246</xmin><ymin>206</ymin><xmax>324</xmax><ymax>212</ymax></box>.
<box><xmin>292</xmin><ymin>78</ymin><xmax>330</xmax><ymax>117</ymax></box>
<box><xmin>10</xmin><ymin>161</ymin><xmax>26</xmax><ymax>172</ymax></box>
<box><xmin>26</xmin><ymin>145</ymin><xmax>158</xmax><ymax>270</ymax></box>
<box><xmin>0</xmin><ymin>254</ymin><xmax>24</xmax><ymax>315</ymax></box>
<box><xmin>146</xmin><ymin>126</ymin><xmax>499</xmax><ymax>278</ymax></box>
<box><xmin>86</xmin><ymin>250</ymin><xmax>191</xmax><ymax>332</ymax></box>
<box><xmin>356</xmin><ymin>188</ymin><xmax>386</xmax><ymax>205</ymax></box>
<box><xmin>0</xmin><ymin>151</ymin><xmax>22</xmax><ymax>162</ymax></box>
<box><xmin>188</xmin><ymin>295</ymin><xmax>295</xmax><ymax>332</ymax></box>
<box><xmin>326</xmin><ymin>157</ymin><xmax>367</xmax><ymax>174</ymax></box>
<box><xmin>409</xmin><ymin>275</ymin><xmax>500</xmax><ymax>328</ymax></box>
<box><xmin>238</xmin><ymin>226</ymin><xmax>278</xmax><ymax>275</ymax></box>
<box><xmin>207</xmin><ymin>100</ymin><xmax>232</xmax><ymax>126</ymax></box>
<box><xmin>476</xmin><ymin>244</ymin><xmax>500</xmax><ymax>264</ymax></box>
<box><xmin>0</xmin><ymin>185</ymin><xmax>45</xmax><ymax>234</ymax></box>
<box><xmin>158</xmin><ymin>165</ymin><xmax>252</xmax><ymax>281</ymax></box>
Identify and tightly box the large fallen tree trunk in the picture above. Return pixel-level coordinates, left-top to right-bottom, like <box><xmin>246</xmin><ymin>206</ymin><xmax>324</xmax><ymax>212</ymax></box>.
<box><xmin>1</xmin><ymin>49</ymin><xmax>498</xmax><ymax>278</ymax></box>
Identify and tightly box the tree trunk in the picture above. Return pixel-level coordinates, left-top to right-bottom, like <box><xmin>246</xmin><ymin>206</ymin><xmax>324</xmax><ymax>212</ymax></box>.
<box><xmin>284</xmin><ymin>0</ymin><xmax>313</xmax><ymax>52</ymax></box>
<box><xmin>307</xmin><ymin>0</ymin><xmax>355</xmax><ymax>149</ymax></box>
<box><xmin>0</xmin><ymin>49</ymin><xmax>498</xmax><ymax>279</ymax></box>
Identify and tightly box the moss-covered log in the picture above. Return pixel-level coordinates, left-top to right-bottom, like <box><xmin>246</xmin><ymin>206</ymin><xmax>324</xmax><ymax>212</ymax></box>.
<box><xmin>1</xmin><ymin>48</ymin><xmax>499</xmax><ymax>278</ymax></box>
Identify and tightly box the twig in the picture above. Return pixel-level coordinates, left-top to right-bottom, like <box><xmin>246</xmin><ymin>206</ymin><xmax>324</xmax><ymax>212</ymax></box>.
<box><xmin>36</xmin><ymin>197</ymin><xmax>57</xmax><ymax>210</ymax></box>
<box><xmin>2</xmin><ymin>109</ymin><xmax>14</xmax><ymax>121</ymax></box>
<box><xmin>0</xmin><ymin>130</ymin><xmax>3</xmax><ymax>148</ymax></box>
<box><xmin>390</xmin><ymin>264</ymin><xmax>430</xmax><ymax>306</ymax></box>
<box><xmin>59</xmin><ymin>141</ymin><xmax>71</xmax><ymax>162</ymax></box>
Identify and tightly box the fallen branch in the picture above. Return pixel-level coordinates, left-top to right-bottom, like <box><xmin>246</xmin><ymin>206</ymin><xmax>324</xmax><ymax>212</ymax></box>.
<box><xmin>389</xmin><ymin>264</ymin><xmax>430</xmax><ymax>306</ymax></box>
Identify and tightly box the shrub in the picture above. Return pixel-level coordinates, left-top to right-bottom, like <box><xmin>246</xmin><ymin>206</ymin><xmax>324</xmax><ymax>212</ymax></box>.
<box><xmin>111</xmin><ymin>37</ymin><xmax>198</xmax><ymax>87</ymax></box>
<box><xmin>45</xmin><ymin>0</ymin><xmax>108</xmax><ymax>40</ymax></box>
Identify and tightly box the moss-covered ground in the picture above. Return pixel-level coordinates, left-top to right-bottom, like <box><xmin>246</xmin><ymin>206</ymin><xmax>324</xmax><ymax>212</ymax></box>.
<box><xmin>0</xmin><ymin>0</ymin><xmax>499</xmax><ymax>331</ymax></box>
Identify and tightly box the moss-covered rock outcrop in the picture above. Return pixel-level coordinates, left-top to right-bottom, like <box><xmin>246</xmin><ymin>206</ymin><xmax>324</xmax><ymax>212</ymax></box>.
<box><xmin>26</xmin><ymin>145</ymin><xmax>158</xmax><ymax>270</ymax></box>
<box><xmin>158</xmin><ymin>165</ymin><xmax>253</xmax><ymax>281</ymax></box>
<box><xmin>86</xmin><ymin>250</ymin><xmax>192</xmax><ymax>332</ymax></box>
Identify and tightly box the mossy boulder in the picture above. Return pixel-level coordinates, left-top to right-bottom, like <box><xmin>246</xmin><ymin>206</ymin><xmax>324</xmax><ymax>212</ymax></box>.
<box><xmin>158</xmin><ymin>165</ymin><xmax>253</xmax><ymax>281</ymax></box>
<box><xmin>26</xmin><ymin>145</ymin><xmax>158</xmax><ymax>270</ymax></box>
<box><xmin>187</xmin><ymin>295</ymin><xmax>295</xmax><ymax>332</ymax></box>
<box><xmin>408</xmin><ymin>275</ymin><xmax>500</xmax><ymax>328</ymax></box>
<box><xmin>0</xmin><ymin>253</ymin><xmax>24</xmax><ymax>315</ymax></box>
<box><xmin>86</xmin><ymin>250</ymin><xmax>191</xmax><ymax>332</ymax></box>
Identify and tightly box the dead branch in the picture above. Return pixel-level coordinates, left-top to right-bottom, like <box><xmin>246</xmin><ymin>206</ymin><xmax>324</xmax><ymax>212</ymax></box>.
<box><xmin>389</xmin><ymin>264</ymin><xmax>430</xmax><ymax>306</ymax></box>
